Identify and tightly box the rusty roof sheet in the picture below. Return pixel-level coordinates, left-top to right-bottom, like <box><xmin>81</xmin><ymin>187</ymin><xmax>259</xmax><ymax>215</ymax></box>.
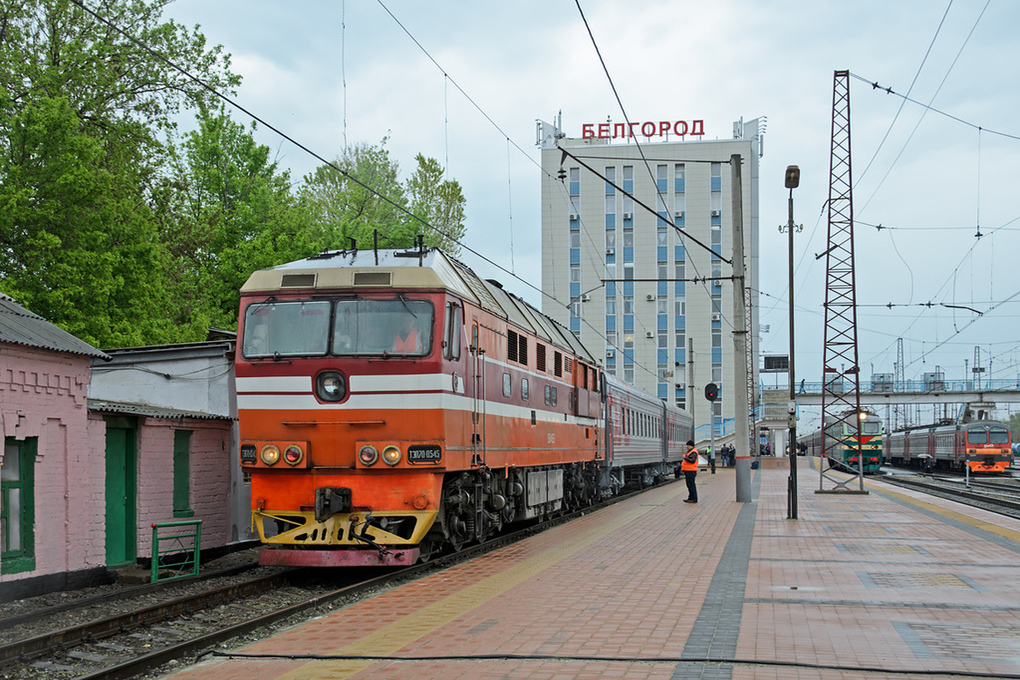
<box><xmin>88</xmin><ymin>399</ymin><xmax>234</xmax><ymax>421</ymax></box>
<box><xmin>0</xmin><ymin>293</ymin><xmax>109</xmax><ymax>360</ymax></box>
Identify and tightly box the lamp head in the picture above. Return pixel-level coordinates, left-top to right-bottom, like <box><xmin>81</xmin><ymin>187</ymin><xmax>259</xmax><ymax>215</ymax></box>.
<box><xmin>785</xmin><ymin>165</ymin><xmax>800</xmax><ymax>189</ymax></box>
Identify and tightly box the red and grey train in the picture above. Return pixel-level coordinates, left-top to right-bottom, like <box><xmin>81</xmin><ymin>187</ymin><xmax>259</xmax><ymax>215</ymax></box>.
<box><xmin>884</xmin><ymin>407</ymin><xmax>1012</xmax><ymax>473</ymax></box>
<box><xmin>235</xmin><ymin>246</ymin><xmax>693</xmax><ymax>566</ymax></box>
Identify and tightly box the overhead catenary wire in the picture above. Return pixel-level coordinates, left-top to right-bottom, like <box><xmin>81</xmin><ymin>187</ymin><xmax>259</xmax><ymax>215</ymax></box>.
<box><xmin>70</xmin><ymin>0</ymin><xmax>678</xmax><ymax>384</ymax></box>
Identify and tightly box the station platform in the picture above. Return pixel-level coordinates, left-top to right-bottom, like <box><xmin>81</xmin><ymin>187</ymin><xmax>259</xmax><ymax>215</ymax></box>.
<box><xmin>161</xmin><ymin>460</ymin><xmax>1020</xmax><ymax>680</ymax></box>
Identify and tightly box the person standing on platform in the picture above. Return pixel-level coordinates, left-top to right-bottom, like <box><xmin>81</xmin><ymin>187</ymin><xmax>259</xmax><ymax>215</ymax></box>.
<box><xmin>682</xmin><ymin>440</ymin><xmax>699</xmax><ymax>503</ymax></box>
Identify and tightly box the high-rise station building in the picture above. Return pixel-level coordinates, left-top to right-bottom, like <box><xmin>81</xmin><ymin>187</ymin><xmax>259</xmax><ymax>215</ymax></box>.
<box><xmin>537</xmin><ymin>116</ymin><xmax>763</xmax><ymax>435</ymax></box>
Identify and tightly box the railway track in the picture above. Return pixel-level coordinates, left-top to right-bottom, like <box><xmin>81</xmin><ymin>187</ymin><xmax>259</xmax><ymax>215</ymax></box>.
<box><xmin>877</xmin><ymin>471</ymin><xmax>1020</xmax><ymax>520</ymax></box>
<box><xmin>0</xmin><ymin>480</ymin><xmax>666</xmax><ymax>679</ymax></box>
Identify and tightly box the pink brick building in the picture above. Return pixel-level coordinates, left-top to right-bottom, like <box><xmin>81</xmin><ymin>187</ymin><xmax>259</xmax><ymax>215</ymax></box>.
<box><xmin>2</xmin><ymin>295</ymin><xmax>248</xmax><ymax>600</ymax></box>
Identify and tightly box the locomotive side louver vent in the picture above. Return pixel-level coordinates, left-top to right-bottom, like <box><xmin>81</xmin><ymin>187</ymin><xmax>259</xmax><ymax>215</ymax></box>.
<box><xmin>280</xmin><ymin>273</ymin><xmax>316</xmax><ymax>288</ymax></box>
<box><xmin>353</xmin><ymin>272</ymin><xmax>391</xmax><ymax>286</ymax></box>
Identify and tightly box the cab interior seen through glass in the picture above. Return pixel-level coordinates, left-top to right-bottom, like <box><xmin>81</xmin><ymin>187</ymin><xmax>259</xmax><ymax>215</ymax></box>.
<box><xmin>242</xmin><ymin>298</ymin><xmax>434</xmax><ymax>358</ymax></box>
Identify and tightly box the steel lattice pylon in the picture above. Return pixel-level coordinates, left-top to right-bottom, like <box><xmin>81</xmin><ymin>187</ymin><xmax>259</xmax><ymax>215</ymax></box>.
<box><xmin>819</xmin><ymin>70</ymin><xmax>866</xmax><ymax>493</ymax></box>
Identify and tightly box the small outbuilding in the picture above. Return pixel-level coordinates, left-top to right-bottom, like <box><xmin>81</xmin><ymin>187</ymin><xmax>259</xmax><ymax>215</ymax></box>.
<box><xmin>1</xmin><ymin>293</ymin><xmax>111</xmax><ymax>595</ymax></box>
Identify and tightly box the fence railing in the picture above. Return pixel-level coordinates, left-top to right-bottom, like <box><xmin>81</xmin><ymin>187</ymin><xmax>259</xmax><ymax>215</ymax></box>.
<box><xmin>151</xmin><ymin>520</ymin><xmax>202</xmax><ymax>583</ymax></box>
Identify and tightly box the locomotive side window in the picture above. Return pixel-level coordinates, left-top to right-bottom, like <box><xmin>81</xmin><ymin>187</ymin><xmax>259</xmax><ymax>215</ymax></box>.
<box><xmin>333</xmin><ymin>299</ymin><xmax>433</xmax><ymax>356</ymax></box>
<box><xmin>443</xmin><ymin>302</ymin><xmax>462</xmax><ymax>360</ymax></box>
<box><xmin>243</xmin><ymin>301</ymin><xmax>330</xmax><ymax>358</ymax></box>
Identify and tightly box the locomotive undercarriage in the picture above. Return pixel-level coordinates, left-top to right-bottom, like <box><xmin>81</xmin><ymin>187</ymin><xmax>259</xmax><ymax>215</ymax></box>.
<box><xmin>424</xmin><ymin>461</ymin><xmax>607</xmax><ymax>560</ymax></box>
<box><xmin>257</xmin><ymin>459</ymin><xmax>671</xmax><ymax>566</ymax></box>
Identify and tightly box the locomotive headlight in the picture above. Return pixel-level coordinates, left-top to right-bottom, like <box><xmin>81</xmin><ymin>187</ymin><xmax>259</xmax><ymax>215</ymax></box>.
<box><xmin>260</xmin><ymin>444</ymin><xmax>281</xmax><ymax>466</ymax></box>
<box><xmin>316</xmin><ymin>371</ymin><xmax>346</xmax><ymax>402</ymax></box>
<box><xmin>358</xmin><ymin>445</ymin><xmax>379</xmax><ymax>466</ymax></box>
<box><xmin>283</xmin><ymin>444</ymin><xmax>304</xmax><ymax>466</ymax></box>
<box><xmin>382</xmin><ymin>445</ymin><xmax>401</xmax><ymax>466</ymax></box>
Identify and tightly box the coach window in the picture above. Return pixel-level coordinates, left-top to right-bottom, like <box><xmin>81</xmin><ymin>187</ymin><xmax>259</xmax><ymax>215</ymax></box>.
<box><xmin>521</xmin><ymin>378</ymin><xmax>529</xmax><ymax>401</ymax></box>
<box><xmin>444</xmin><ymin>302</ymin><xmax>462</xmax><ymax>360</ymax></box>
<box><xmin>503</xmin><ymin>373</ymin><xmax>512</xmax><ymax>398</ymax></box>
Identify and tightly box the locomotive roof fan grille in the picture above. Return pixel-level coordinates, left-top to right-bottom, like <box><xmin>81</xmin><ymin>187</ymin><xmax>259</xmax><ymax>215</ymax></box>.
<box><xmin>354</xmin><ymin>272</ymin><xmax>392</xmax><ymax>287</ymax></box>
<box><xmin>280</xmin><ymin>273</ymin><xmax>316</xmax><ymax>288</ymax></box>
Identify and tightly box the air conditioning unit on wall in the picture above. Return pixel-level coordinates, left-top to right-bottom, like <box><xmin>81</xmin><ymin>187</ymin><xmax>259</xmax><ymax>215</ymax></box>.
<box><xmin>645</xmin><ymin>294</ymin><xmax>656</xmax><ymax>301</ymax></box>
<box><xmin>645</xmin><ymin>331</ymin><xmax>654</xmax><ymax>338</ymax></box>
<box><xmin>623</xmin><ymin>212</ymin><xmax>633</xmax><ymax>220</ymax></box>
<box><xmin>711</xmin><ymin>210</ymin><xmax>721</xmax><ymax>217</ymax></box>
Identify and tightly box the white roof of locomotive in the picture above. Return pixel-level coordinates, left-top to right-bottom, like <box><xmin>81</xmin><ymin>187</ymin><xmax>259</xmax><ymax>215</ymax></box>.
<box><xmin>241</xmin><ymin>248</ymin><xmax>596</xmax><ymax>366</ymax></box>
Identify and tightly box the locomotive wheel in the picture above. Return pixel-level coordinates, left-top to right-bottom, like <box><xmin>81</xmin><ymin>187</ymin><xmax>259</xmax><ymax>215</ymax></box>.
<box><xmin>417</xmin><ymin>533</ymin><xmax>444</xmax><ymax>563</ymax></box>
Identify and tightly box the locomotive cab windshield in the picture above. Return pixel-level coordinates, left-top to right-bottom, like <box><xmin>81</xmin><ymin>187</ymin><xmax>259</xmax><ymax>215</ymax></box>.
<box><xmin>242</xmin><ymin>298</ymin><xmax>434</xmax><ymax>358</ymax></box>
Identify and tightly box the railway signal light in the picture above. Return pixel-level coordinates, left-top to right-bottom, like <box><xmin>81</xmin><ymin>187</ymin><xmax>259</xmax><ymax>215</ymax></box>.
<box><xmin>704</xmin><ymin>383</ymin><xmax>718</xmax><ymax>402</ymax></box>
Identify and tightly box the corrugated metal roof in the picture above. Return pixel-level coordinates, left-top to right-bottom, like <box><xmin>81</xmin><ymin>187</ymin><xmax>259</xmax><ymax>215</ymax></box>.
<box><xmin>0</xmin><ymin>293</ymin><xmax>110</xmax><ymax>360</ymax></box>
<box><xmin>88</xmin><ymin>399</ymin><xmax>234</xmax><ymax>421</ymax></box>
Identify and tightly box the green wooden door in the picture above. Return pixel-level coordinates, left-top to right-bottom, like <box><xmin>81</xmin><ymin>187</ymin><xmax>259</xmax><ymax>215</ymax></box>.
<box><xmin>105</xmin><ymin>423</ymin><xmax>137</xmax><ymax>566</ymax></box>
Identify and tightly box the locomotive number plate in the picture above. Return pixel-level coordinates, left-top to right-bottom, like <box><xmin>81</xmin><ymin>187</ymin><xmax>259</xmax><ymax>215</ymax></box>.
<box><xmin>408</xmin><ymin>445</ymin><xmax>442</xmax><ymax>463</ymax></box>
<box><xmin>240</xmin><ymin>444</ymin><xmax>257</xmax><ymax>465</ymax></box>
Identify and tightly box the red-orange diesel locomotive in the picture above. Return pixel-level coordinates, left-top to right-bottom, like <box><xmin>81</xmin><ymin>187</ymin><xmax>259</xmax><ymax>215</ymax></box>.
<box><xmin>236</xmin><ymin>246</ymin><xmax>692</xmax><ymax>566</ymax></box>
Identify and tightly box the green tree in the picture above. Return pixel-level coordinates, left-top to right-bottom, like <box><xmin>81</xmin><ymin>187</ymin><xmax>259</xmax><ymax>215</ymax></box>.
<box><xmin>301</xmin><ymin>142</ymin><xmax>467</xmax><ymax>254</ymax></box>
<box><xmin>0</xmin><ymin>0</ymin><xmax>238</xmax><ymax>148</ymax></box>
<box><xmin>0</xmin><ymin>96</ymin><xmax>172</xmax><ymax>347</ymax></box>
<box><xmin>301</xmin><ymin>139</ymin><xmax>412</xmax><ymax>250</ymax></box>
<box><xmin>0</xmin><ymin>0</ymin><xmax>239</xmax><ymax>345</ymax></box>
<box><xmin>158</xmin><ymin>108</ymin><xmax>316</xmax><ymax>330</ymax></box>
<box><xmin>406</xmin><ymin>154</ymin><xmax>466</xmax><ymax>256</ymax></box>
<box><xmin>1008</xmin><ymin>412</ymin><xmax>1020</xmax><ymax>445</ymax></box>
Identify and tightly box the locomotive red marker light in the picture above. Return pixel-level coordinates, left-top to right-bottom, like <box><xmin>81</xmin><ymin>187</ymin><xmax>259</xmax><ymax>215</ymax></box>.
<box><xmin>283</xmin><ymin>445</ymin><xmax>304</xmax><ymax>466</ymax></box>
<box><xmin>358</xmin><ymin>445</ymin><xmax>378</xmax><ymax>466</ymax></box>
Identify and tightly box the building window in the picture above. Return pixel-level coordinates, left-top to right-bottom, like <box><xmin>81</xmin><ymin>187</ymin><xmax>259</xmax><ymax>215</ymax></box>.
<box><xmin>173</xmin><ymin>430</ymin><xmax>193</xmax><ymax>518</ymax></box>
<box><xmin>657</xmin><ymin>330</ymin><xmax>668</xmax><ymax>349</ymax></box>
<box><xmin>623</xmin><ymin>263</ymin><xmax>634</xmax><ymax>280</ymax></box>
<box><xmin>622</xmin><ymin>226</ymin><xmax>634</xmax><ymax>248</ymax></box>
<box><xmin>570</xmin><ymin>263</ymin><xmax>580</xmax><ymax>283</ymax></box>
<box><xmin>605</xmin><ymin>195</ymin><xmax>616</xmax><ymax>214</ymax></box>
<box><xmin>606</xmin><ymin>298</ymin><xmax>616</xmax><ymax>316</ymax></box>
<box><xmin>657</xmin><ymin>298</ymin><xmax>667</xmax><ymax>315</ymax></box>
<box><xmin>675</xmin><ymin>300</ymin><xmax>686</xmax><ymax>316</ymax></box>
<box><xmin>658</xmin><ymin>261</ymin><xmax>668</xmax><ymax>280</ymax></box>
<box><xmin>570</xmin><ymin>231</ymin><xmax>580</xmax><ymax>248</ymax></box>
<box><xmin>605</xmin><ymin>230</ymin><xmax>616</xmax><ymax>248</ymax></box>
<box><xmin>2</xmin><ymin>437</ymin><xmax>36</xmax><ymax>574</ymax></box>
<box><xmin>605</xmin><ymin>166</ymin><xmax>616</xmax><ymax>193</ymax></box>
<box><xmin>623</xmin><ymin>295</ymin><xmax>635</xmax><ymax>315</ymax></box>
<box><xmin>657</xmin><ymin>226</ymin><xmax>668</xmax><ymax>247</ymax></box>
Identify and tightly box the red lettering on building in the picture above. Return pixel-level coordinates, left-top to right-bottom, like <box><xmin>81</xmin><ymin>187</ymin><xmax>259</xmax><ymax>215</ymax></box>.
<box><xmin>579</xmin><ymin>119</ymin><xmax>707</xmax><ymax>139</ymax></box>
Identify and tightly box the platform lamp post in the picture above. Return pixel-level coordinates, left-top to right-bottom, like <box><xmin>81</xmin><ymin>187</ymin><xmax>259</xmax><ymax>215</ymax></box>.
<box><xmin>781</xmin><ymin>165</ymin><xmax>802</xmax><ymax>520</ymax></box>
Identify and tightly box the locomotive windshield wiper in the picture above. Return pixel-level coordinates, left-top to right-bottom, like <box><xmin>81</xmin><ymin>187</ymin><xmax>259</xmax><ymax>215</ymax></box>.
<box><xmin>397</xmin><ymin>294</ymin><xmax>418</xmax><ymax>318</ymax></box>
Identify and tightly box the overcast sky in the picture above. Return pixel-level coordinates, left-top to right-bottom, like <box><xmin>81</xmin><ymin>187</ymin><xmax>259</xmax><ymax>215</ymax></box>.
<box><xmin>164</xmin><ymin>0</ymin><xmax>1020</xmax><ymax>423</ymax></box>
